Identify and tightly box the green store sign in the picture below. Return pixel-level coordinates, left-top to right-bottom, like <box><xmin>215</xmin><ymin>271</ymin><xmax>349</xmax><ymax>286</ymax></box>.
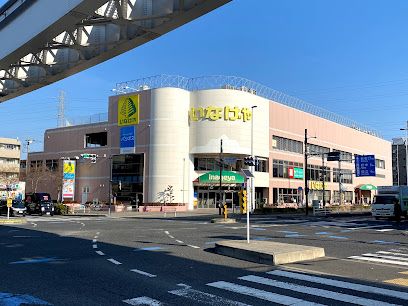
<box><xmin>294</xmin><ymin>167</ymin><xmax>304</xmax><ymax>179</ymax></box>
<box><xmin>199</xmin><ymin>171</ymin><xmax>245</xmax><ymax>184</ymax></box>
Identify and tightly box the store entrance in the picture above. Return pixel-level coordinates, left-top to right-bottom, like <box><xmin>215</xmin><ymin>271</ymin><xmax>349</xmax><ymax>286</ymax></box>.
<box><xmin>196</xmin><ymin>187</ymin><xmax>240</xmax><ymax>209</ymax></box>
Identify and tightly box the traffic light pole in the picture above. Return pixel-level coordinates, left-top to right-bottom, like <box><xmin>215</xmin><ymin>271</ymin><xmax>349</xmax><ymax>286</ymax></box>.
<box><xmin>304</xmin><ymin>129</ymin><xmax>309</xmax><ymax>215</ymax></box>
<box><xmin>219</xmin><ymin>139</ymin><xmax>223</xmax><ymax>216</ymax></box>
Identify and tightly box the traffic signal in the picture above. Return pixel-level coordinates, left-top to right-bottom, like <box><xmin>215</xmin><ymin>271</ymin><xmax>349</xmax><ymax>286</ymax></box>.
<box><xmin>239</xmin><ymin>190</ymin><xmax>247</xmax><ymax>214</ymax></box>
<box><xmin>244</xmin><ymin>156</ymin><xmax>259</xmax><ymax>166</ymax></box>
<box><xmin>90</xmin><ymin>154</ymin><xmax>97</xmax><ymax>164</ymax></box>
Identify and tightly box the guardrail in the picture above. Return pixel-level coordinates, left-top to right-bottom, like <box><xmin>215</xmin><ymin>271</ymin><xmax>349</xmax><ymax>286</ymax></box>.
<box><xmin>313</xmin><ymin>205</ymin><xmax>371</xmax><ymax>216</ymax></box>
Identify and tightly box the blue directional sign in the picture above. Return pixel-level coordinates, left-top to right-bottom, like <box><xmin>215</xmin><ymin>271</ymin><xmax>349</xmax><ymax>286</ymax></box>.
<box><xmin>120</xmin><ymin>126</ymin><xmax>136</xmax><ymax>154</ymax></box>
<box><xmin>355</xmin><ymin>155</ymin><xmax>376</xmax><ymax>177</ymax></box>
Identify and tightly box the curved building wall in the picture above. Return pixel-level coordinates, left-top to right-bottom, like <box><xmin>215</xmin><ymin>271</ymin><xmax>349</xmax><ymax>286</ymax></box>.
<box><xmin>147</xmin><ymin>88</ymin><xmax>191</xmax><ymax>206</ymax></box>
<box><xmin>189</xmin><ymin>89</ymin><xmax>269</xmax><ymax>157</ymax></box>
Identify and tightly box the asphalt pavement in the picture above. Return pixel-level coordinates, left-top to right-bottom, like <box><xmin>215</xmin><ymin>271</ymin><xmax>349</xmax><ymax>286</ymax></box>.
<box><xmin>0</xmin><ymin>212</ymin><xmax>407</xmax><ymax>305</ymax></box>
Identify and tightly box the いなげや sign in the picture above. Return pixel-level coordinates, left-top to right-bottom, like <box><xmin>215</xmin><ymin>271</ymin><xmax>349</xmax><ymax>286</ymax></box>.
<box><xmin>189</xmin><ymin>106</ymin><xmax>253</xmax><ymax>122</ymax></box>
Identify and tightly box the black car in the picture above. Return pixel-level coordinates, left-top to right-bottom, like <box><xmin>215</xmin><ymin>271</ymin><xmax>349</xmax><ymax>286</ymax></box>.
<box><xmin>25</xmin><ymin>193</ymin><xmax>54</xmax><ymax>216</ymax></box>
<box><xmin>0</xmin><ymin>200</ymin><xmax>9</xmax><ymax>216</ymax></box>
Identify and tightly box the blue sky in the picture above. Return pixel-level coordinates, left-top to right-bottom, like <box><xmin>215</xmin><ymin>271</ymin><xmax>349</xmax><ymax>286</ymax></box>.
<box><xmin>1</xmin><ymin>0</ymin><xmax>408</xmax><ymax>155</ymax></box>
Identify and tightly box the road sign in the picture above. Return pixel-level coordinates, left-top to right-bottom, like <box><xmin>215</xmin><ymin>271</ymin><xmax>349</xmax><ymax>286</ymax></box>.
<box><xmin>355</xmin><ymin>155</ymin><xmax>376</xmax><ymax>177</ymax></box>
<box><xmin>6</xmin><ymin>198</ymin><xmax>12</xmax><ymax>208</ymax></box>
<box><xmin>327</xmin><ymin>151</ymin><xmax>340</xmax><ymax>161</ymax></box>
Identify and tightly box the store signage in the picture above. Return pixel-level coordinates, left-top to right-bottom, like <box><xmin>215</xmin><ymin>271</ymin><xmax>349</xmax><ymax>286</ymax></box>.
<box><xmin>355</xmin><ymin>155</ymin><xmax>376</xmax><ymax>177</ymax></box>
<box><xmin>198</xmin><ymin>171</ymin><xmax>245</xmax><ymax>184</ymax></box>
<box><xmin>118</xmin><ymin>95</ymin><xmax>140</xmax><ymax>126</ymax></box>
<box><xmin>62</xmin><ymin>160</ymin><xmax>76</xmax><ymax>199</ymax></box>
<box><xmin>189</xmin><ymin>106</ymin><xmax>252</xmax><ymax>122</ymax></box>
<box><xmin>310</xmin><ymin>181</ymin><xmax>328</xmax><ymax>190</ymax></box>
<box><xmin>294</xmin><ymin>167</ymin><xmax>304</xmax><ymax>179</ymax></box>
<box><xmin>120</xmin><ymin>126</ymin><xmax>136</xmax><ymax>154</ymax></box>
<box><xmin>288</xmin><ymin>167</ymin><xmax>303</xmax><ymax>179</ymax></box>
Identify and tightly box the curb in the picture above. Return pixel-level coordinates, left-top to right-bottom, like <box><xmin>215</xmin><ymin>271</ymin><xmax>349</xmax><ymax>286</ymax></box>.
<box><xmin>0</xmin><ymin>218</ymin><xmax>27</xmax><ymax>224</ymax></box>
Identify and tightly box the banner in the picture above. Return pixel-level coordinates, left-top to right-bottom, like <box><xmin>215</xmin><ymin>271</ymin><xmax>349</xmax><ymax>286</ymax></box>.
<box><xmin>62</xmin><ymin>160</ymin><xmax>76</xmax><ymax>199</ymax></box>
<box><xmin>120</xmin><ymin>126</ymin><xmax>136</xmax><ymax>154</ymax></box>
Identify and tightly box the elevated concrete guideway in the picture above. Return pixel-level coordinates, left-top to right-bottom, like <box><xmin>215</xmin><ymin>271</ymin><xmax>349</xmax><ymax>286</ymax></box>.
<box><xmin>0</xmin><ymin>0</ymin><xmax>230</xmax><ymax>102</ymax></box>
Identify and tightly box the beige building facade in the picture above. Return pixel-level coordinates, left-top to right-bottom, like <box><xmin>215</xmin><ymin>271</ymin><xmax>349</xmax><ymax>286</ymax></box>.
<box><xmin>28</xmin><ymin>76</ymin><xmax>392</xmax><ymax>209</ymax></box>
<box><xmin>0</xmin><ymin>137</ymin><xmax>21</xmax><ymax>197</ymax></box>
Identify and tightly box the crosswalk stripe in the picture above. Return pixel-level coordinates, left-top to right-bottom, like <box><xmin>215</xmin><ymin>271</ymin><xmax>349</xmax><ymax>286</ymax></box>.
<box><xmin>348</xmin><ymin>255</ymin><xmax>408</xmax><ymax>267</ymax></box>
<box><xmin>207</xmin><ymin>281</ymin><xmax>325</xmax><ymax>306</ymax></box>
<box><xmin>123</xmin><ymin>296</ymin><xmax>164</xmax><ymax>305</ymax></box>
<box><xmin>168</xmin><ymin>284</ymin><xmax>250</xmax><ymax>306</ymax></box>
<box><xmin>240</xmin><ymin>275</ymin><xmax>396</xmax><ymax>306</ymax></box>
<box><xmin>360</xmin><ymin>253</ymin><xmax>408</xmax><ymax>262</ymax></box>
<box><xmin>267</xmin><ymin>270</ymin><xmax>408</xmax><ymax>300</ymax></box>
<box><xmin>377</xmin><ymin>251</ymin><xmax>408</xmax><ymax>257</ymax></box>
<box><xmin>376</xmin><ymin>229</ymin><xmax>394</xmax><ymax>232</ymax></box>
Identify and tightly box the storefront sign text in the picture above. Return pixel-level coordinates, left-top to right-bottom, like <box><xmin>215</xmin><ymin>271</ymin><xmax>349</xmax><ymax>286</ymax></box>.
<box><xmin>189</xmin><ymin>106</ymin><xmax>252</xmax><ymax>122</ymax></box>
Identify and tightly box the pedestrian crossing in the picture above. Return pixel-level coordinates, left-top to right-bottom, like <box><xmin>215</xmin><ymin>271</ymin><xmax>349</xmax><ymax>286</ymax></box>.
<box><xmin>123</xmin><ymin>269</ymin><xmax>408</xmax><ymax>305</ymax></box>
<box><xmin>348</xmin><ymin>248</ymin><xmax>408</xmax><ymax>267</ymax></box>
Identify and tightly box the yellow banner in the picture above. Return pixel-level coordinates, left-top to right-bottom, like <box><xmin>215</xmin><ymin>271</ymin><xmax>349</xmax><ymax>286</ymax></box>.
<box><xmin>118</xmin><ymin>95</ymin><xmax>140</xmax><ymax>126</ymax></box>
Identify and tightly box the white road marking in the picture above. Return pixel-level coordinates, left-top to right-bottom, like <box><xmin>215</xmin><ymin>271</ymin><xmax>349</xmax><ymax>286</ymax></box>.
<box><xmin>92</xmin><ymin>239</ymin><xmax>97</xmax><ymax>243</ymax></box>
<box><xmin>164</xmin><ymin>231</ymin><xmax>169</xmax><ymax>235</ymax></box>
<box><xmin>360</xmin><ymin>253</ymin><xmax>408</xmax><ymax>262</ymax></box>
<box><xmin>376</xmin><ymin>229</ymin><xmax>394</xmax><ymax>232</ymax></box>
<box><xmin>96</xmin><ymin>232</ymin><xmax>100</xmax><ymax>235</ymax></box>
<box><xmin>240</xmin><ymin>275</ymin><xmax>396</xmax><ymax>306</ymax></box>
<box><xmin>80</xmin><ymin>223</ymin><xmax>85</xmax><ymax>227</ymax></box>
<box><xmin>130</xmin><ymin>269</ymin><xmax>157</xmax><ymax>278</ymax></box>
<box><xmin>95</xmin><ymin>251</ymin><xmax>105</xmax><ymax>256</ymax></box>
<box><xmin>169</xmin><ymin>283</ymin><xmax>250</xmax><ymax>306</ymax></box>
<box><xmin>168</xmin><ymin>235</ymin><xmax>175</xmax><ymax>239</ymax></box>
<box><xmin>348</xmin><ymin>255</ymin><xmax>408</xmax><ymax>267</ymax></box>
<box><xmin>267</xmin><ymin>270</ymin><xmax>408</xmax><ymax>300</ymax></box>
<box><xmin>377</xmin><ymin>251</ymin><xmax>408</xmax><ymax>257</ymax></box>
<box><xmin>123</xmin><ymin>297</ymin><xmax>163</xmax><ymax>305</ymax></box>
<box><xmin>107</xmin><ymin>258</ymin><xmax>122</xmax><ymax>265</ymax></box>
<box><xmin>207</xmin><ymin>281</ymin><xmax>324</xmax><ymax>306</ymax></box>
<box><xmin>175</xmin><ymin>240</ymin><xmax>184</xmax><ymax>244</ymax></box>
<box><xmin>92</xmin><ymin>244</ymin><xmax>98</xmax><ymax>249</ymax></box>
<box><xmin>187</xmin><ymin>245</ymin><xmax>200</xmax><ymax>249</ymax></box>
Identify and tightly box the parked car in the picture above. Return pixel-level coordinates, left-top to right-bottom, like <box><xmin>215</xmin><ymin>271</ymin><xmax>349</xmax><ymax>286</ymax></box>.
<box><xmin>25</xmin><ymin>193</ymin><xmax>54</xmax><ymax>216</ymax></box>
<box><xmin>0</xmin><ymin>200</ymin><xmax>9</xmax><ymax>216</ymax></box>
<box><xmin>11</xmin><ymin>200</ymin><xmax>26</xmax><ymax>217</ymax></box>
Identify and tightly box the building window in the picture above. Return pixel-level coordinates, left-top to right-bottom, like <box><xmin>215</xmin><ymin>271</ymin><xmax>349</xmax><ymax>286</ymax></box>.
<box><xmin>272</xmin><ymin>136</ymin><xmax>303</xmax><ymax>154</ymax></box>
<box><xmin>30</xmin><ymin>160</ymin><xmax>43</xmax><ymax>169</ymax></box>
<box><xmin>0</xmin><ymin>143</ymin><xmax>19</xmax><ymax>150</ymax></box>
<box><xmin>333</xmin><ymin>191</ymin><xmax>353</xmax><ymax>204</ymax></box>
<box><xmin>193</xmin><ymin>156</ymin><xmax>255</xmax><ymax>172</ymax></box>
<box><xmin>46</xmin><ymin>160</ymin><xmax>59</xmax><ymax>171</ymax></box>
<box><xmin>332</xmin><ymin>149</ymin><xmax>353</xmax><ymax>163</ymax></box>
<box><xmin>333</xmin><ymin>168</ymin><xmax>353</xmax><ymax>184</ymax></box>
<box><xmin>85</xmin><ymin>132</ymin><xmax>107</xmax><ymax>148</ymax></box>
<box><xmin>376</xmin><ymin>159</ymin><xmax>385</xmax><ymax>169</ymax></box>
<box><xmin>255</xmin><ymin>158</ymin><xmax>268</xmax><ymax>172</ymax></box>
<box><xmin>83</xmin><ymin>186</ymin><xmax>90</xmax><ymax>193</ymax></box>
<box><xmin>307</xmin><ymin>144</ymin><xmax>330</xmax><ymax>155</ymax></box>
<box><xmin>307</xmin><ymin>164</ymin><xmax>331</xmax><ymax>182</ymax></box>
<box><xmin>272</xmin><ymin>159</ymin><xmax>304</xmax><ymax>179</ymax></box>
<box><xmin>273</xmin><ymin>188</ymin><xmax>302</xmax><ymax>204</ymax></box>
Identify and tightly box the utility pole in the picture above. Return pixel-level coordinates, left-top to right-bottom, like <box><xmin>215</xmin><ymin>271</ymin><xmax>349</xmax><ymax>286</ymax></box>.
<box><xmin>25</xmin><ymin>139</ymin><xmax>34</xmax><ymax>176</ymax></box>
<box><xmin>57</xmin><ymin>90</ymin><xmax>65</xmax><ymax>128</ymax></box>
<box><xmin>338</xmin><ymin>160</ymin><xmax>342</xmax><ymax>205</ymax></box>
<box><xmin>322</xmin><ymin>153</ymin><xmax>326</xmax><ymax>207</ymax></box>
<box><xmin>405</xmin><ymin>120</ymin><xmax>408</xmax><ymax>185</ymax></box>
<box><xmin>304</xmin><ymin>129</ymin><xmax>309</xmax><ymax>215</ymax></box>
<box><xmin>219</xmin><ymin>139</ymin><xmax>223</xmax><ymax>216</ymax></box>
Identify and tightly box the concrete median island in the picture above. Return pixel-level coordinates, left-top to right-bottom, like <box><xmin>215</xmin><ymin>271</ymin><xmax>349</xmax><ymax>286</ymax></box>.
<box><xmin>215</xmin><ymin>240</ymin><xmax>325</xmax><ymax>265</ymax></box>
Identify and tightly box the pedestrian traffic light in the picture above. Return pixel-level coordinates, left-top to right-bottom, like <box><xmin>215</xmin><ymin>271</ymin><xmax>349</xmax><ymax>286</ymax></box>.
<box><xmin>239</xmin><ymin>190</ymin><xmax>247</xmax><ymax>214</ymax></box>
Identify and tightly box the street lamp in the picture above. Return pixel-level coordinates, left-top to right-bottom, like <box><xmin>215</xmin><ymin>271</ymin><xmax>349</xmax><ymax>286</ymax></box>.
<box><xmin>250</xmin><ymin>106</ymin><xmax>257</xmax><ymax>213</ymax></box>
<box><xmin>400</xmin><ymin>120</ymin><xmax>408</xmax><ymax>185</ymax></box>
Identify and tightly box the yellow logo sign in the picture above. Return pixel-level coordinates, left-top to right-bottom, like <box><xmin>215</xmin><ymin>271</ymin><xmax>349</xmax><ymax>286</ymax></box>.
<box><xmin>310</xmin><ymin>181</ymin><xmax>328</xmax><ymax>190</ymax></box>
<box><xmin>189</xmin><ymin>106</ymin><xmax>252</xmax><ymax>122</ymax></box>
<box><xmin>118</xmin><ymin>95</ymin><xmax>140</xmax><ymax>126</ymax></box>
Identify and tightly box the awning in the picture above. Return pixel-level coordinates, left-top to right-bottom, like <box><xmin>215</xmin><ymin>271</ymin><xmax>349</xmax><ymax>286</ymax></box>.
<box><xmin>355</xmin><ymin>184</ymin><xmax>377</xmax><ymax>191</ymax></box>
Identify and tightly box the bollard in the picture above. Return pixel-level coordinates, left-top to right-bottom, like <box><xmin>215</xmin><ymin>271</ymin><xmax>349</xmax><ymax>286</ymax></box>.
<box><xmin>223</xmin><ymin>204</ymin><xmax>228</xmax><ymax>219</ymax></box>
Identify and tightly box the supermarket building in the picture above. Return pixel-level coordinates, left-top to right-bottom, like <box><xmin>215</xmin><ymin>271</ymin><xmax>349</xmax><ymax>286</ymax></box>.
<box><xmin>28</xmin><ymin>75</ymin><xmax>392</xmax><ymax>209</ymax></box>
